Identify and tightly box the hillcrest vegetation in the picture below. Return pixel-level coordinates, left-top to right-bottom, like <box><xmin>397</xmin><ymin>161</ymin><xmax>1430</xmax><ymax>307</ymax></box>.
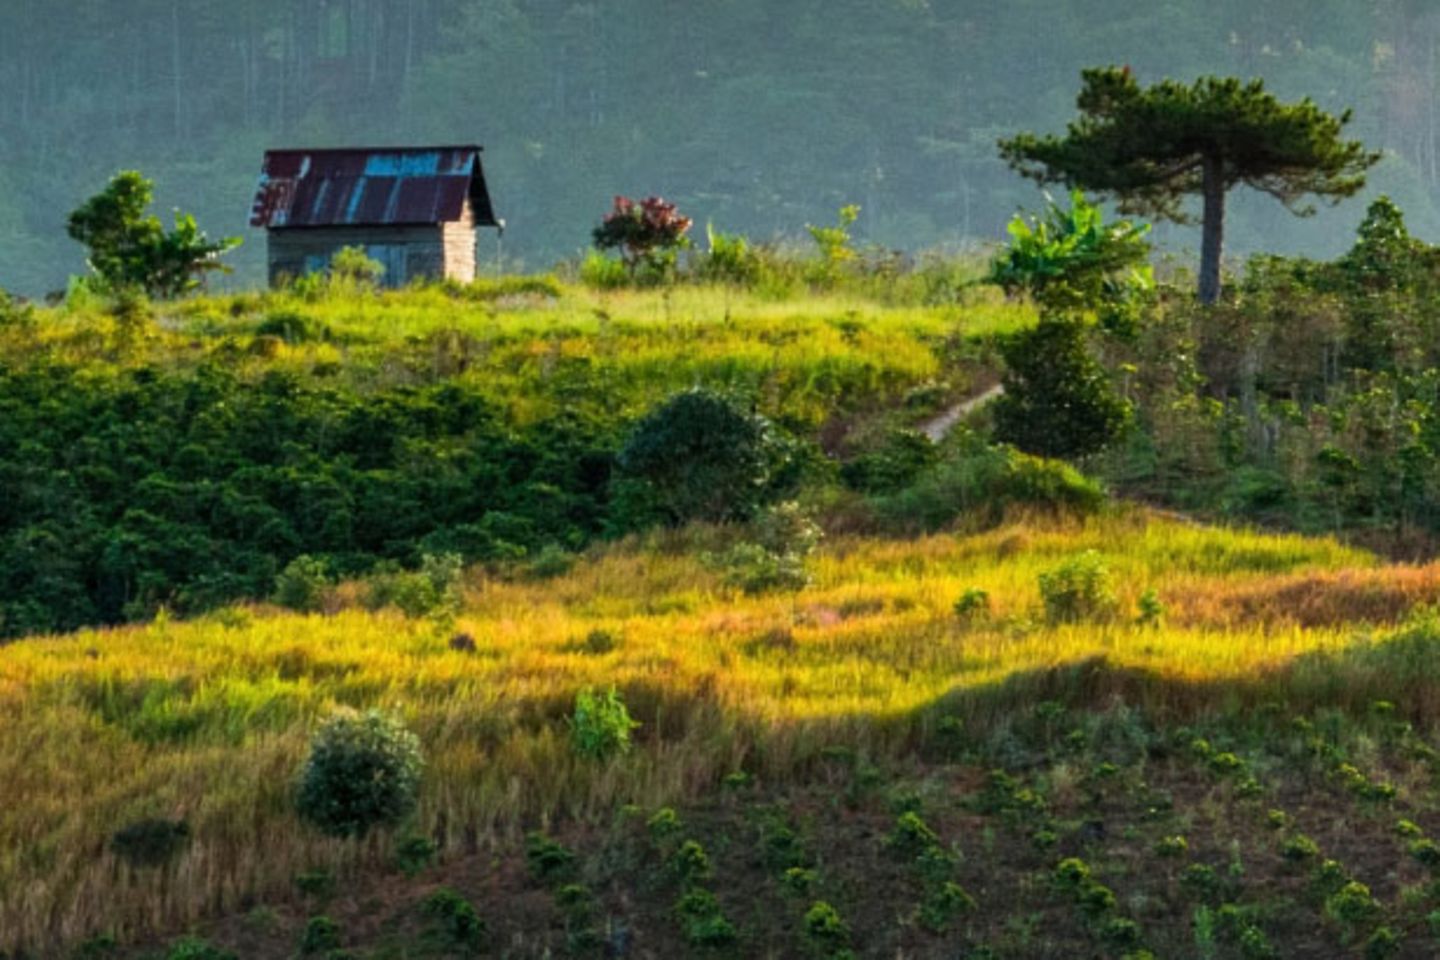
<box><xmin>15</xmin><ymin>67</ymin><xmax>1440</xmax><ymax>960</ymax></box>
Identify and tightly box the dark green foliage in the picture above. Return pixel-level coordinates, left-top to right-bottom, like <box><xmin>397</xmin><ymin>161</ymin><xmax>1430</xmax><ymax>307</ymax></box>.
<box><xmin>110</xmin><ymin>817</ymin><xmax>190</xmax><ymax>868</ymax></box>
<box><xmin>887</xmin><ymin>811</ymin><xmax>941</xmax><ymax>858</ymax></box>
<box><xmin>647</xmin><ymin>807</ymin><xmax>682</xmax><ymax>841</ymax></box>
<box><xmin>164</xmin><ymin>939</ymin><xmax>235</xmax><ymax>960</ymax></box>
<box><xmin>802</xmin><ymin>900</ymin><xmax>851</xmax><ymax>953</ymax></box>
<box><xmin>616</xmin><ymin>388</ymin><xmax>791</xmax><ymax>525</ymax></box>
<box><xmin>1001</xmin><ymin>67</ymin><xmax>1379</xmax><ymax>302</ymax></box>
<box><xmin>363</xmin><ymin>553</ymin><xmax>463</xmax><ymax>619</ymax></box>
<box><xmin>394</xmin><ymin>833</ymin><xmax>438</xmax><ymax>877</ymax></box>
<box><xmin>295</xmin><ymin>710</ymin><xmax>423</xmax><ymax>838</ymax></box>
<box><xmin>1280</xmin><ymin>834</ymin><xmax>1320</xmax><ymax>862</ymax></box>
<box><xmin>993</xmin><ymin>318</ymin><xmax>1130</xmax><ymax>459</ymax></box>
<box><xmin>918</xmin><ymin>881</ymin><xmax>975</xmax><ymax>933</ymax></box>
<box><xmin>422</xmin><ymin>887</ymin><xmax>485</xmax><ymax>949</ymax></box>
<box><xmin>872</xmin><ymin>434</ymin><xmax>1105</xmax><ymax>533</ymax></box>
<box><xmin>953</xmin><ymin>588</ymin><xmax>990</xmax><ymax>618</ymax></box>
<box><xmin>841</xmin><ymin>430</ymin><xmax>937</xmax><ymax>494</ymax></box>
<box><xmin>299</xmin><ymin>916</ymin><xmax>341</xmax><ymax>954</ymax></box>
<box><xmin>673</xmin><ymin>889</ymin><xmax>737</xmax><ymax>947</ymax></box>
<box><xmin>525</xmin><ymin>832</ymin><xmax>576</xmax><ymax>885</ymax></box>
<box><xmin>670</xmin><ymin>840</ymin><xmax>712</xmax><ymax>884</ymax></box>
<box><xmin>67</xmin><ymin>172</ymin><xmax>240</xmax><ymax>298</ymax></box>
<box><xmin>272</xmin><ymin>555</ymin><xmax>331</xmax><ymax>613</ymax></box>
<box><xmin>1366</xmin><ymin>926</ymin><xmax>1401</xmax><ymax>960</ymax></box>
<box><xmin>295</xmin><ymin>869</ymin><xmax>335</xmax><ymax>899</ymax></box>
<box><xmin>0</xmin><ymin>369</ymin><xmax>613</xmax><ymax>638</ymax></box>
<box><xmin>1324</xmin><ymin>880</ymin><xmax>1381</xmax><ymax>936</ymax></box>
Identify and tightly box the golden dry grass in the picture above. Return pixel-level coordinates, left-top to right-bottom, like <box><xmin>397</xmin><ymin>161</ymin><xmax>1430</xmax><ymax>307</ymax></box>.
<box><xmin>0</xmin><ymin>510</ymin><xmax>1413</xmax><ymax>950</ymax></box>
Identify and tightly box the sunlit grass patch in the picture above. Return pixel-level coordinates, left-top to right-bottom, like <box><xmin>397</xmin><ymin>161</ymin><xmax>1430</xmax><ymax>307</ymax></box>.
<box><xmin>0</xmin><ymin>510</ymin><xmax>1423</xmax><ymax>950</ymax></box>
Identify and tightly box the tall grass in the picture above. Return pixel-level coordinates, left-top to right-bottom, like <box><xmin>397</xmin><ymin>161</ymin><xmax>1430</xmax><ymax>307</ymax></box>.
<box><xmin>4</xmin><ymin>281</ymin><xmax>1032</xmax><ymax>431</ymax></box>
<box><xmin>0</xmin><ymin>510</ymin><xmax>1419</xmax><ymax>951</ymax></box>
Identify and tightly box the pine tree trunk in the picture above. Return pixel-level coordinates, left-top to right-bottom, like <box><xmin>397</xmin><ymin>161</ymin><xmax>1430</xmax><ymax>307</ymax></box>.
<box><xmin>1199</xmin><ymin>154</ymin><xmax>1225</xmax><ymax>305</ymax></box>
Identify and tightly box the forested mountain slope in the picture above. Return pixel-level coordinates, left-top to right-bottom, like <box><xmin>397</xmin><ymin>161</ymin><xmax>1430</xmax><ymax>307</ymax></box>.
<box><xmin>5</xmin><ymin>0</ymin><xmax>1440</xmax><ymax>293</ymax></box>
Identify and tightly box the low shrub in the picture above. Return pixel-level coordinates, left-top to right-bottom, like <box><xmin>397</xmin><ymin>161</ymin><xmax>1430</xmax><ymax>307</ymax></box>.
<box><xmin>273</xmin><ymin>555</ymin><xmax>332</xmax><ymax>613</ymax></box>
<box><xmin>525</xmin><ymin>832</ymin><xmax>576</xmax><ymax>885</ymax></box>
<box><xmin>841</xmin><ymin>429</ymin><xmax>938</xmax><ymax>494</ymax></box>
<box><xmin>422</xmin><ymin>887</ymin><xmax>486</xmax><ymax>948</ymax></box>
<box><xmin>299</xmin><ymin>916</ymin><xmax>341</xmax><ymax>954</ymax></box>
<box><xmin>670</xmin><ymin>840</ymin><xmax>712</xmax><ymax>885</ymax></box>
<box><xmin>295</xmin><ymin>709</ymin><xmax>423</xmax><ymax>838</ymax></box>
<box><xmin>872</xmin><ymin>437</ymin><xmax>1104</xmax><ymax>533</ymax></box>
<box><xmin>953</xmin><ymin>588</ymin><xmax>990</xmax><ymax>618</ymax></box>
<box><xmin>803</xmin><ymin>900</ymin><xmax>851</xmax><ymax>953</ymax></box>
<box><xmin>888</xmin><ymin>811</ymin><xmax>941</xmax><ymax>858</ymax></box>
<box><xmin>674</xmin><ymin>889</ymin><xmax>737</xmax><ymax>947</ymax></box>
<box><xmin>1038</xmin><ymin>551</ymin><xmax>1117</xmax><ymax>624</ymax></box>
<box><xmin>394</xmin><ymin>832</ymin><xmax>438</xmax><ymax>876</ymax></box>
<box><xmin>918</xmin><ymin>880</ymin><xmax>976</xmax><ymax>932</ymax></box>
<box><xmin>570</xmin><ymin>687</ymin><xmax>639</xmax><ymax>760</ymax></box>
<box><xmin>165</xmin><ymin>939</ymin><xmax>236</xmax><ymax>960</ymax></box>
<box><xmin>111</xmin><ymin>817</ymin><xmax>190</xmax><ymax>868</ymax></box>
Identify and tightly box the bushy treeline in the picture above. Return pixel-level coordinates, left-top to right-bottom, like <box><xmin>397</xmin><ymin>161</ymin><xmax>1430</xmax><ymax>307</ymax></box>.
<box><xmin>1109</xmin><ymin>197</ymin><xmax>1440</xmax><ymax>547</ymax></box>
<box><xmin>0</xmin><ymin>362</ymin><xmax>617</xmax><ymax>636</ymax></box>
<box><xmin>0</xmin><ymin>293</ymin><xmax>1095</xmax><ymax>637</ymax></box>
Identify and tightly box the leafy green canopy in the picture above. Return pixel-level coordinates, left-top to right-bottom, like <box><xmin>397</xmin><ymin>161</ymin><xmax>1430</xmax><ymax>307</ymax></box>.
<box><xmin>989</xmin><ymin>189</ymin><xmax>1153</xmax><ymax>335</ymax></box>
<box><xmin>66</xmin><ymin>171</ymin><xmax>240</xmax><ymax>299</ymax></box>
<box><xmin>1000</xmin><ymin>67</ymin><xmax>1379</xmax><ymax>301</ymax></box>
<box><xmin>992</xmin><ymin>318</ymin><xmax>1131</xmax><ymax>461</ymax></box>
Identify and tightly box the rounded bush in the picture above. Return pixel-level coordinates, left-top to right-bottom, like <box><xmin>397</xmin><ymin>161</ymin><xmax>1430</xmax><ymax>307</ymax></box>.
<box><xmin>616</xmin><ymin>387</ymin><xmax>788</xmax><ymax>525</ymax></box>
<box><xmin>295</xmin><ymin>709</ymin><xmax>423</xmax><ymax>838</ymax></box>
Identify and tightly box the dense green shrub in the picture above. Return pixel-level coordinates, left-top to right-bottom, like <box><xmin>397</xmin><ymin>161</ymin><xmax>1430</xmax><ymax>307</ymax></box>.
<box><xmin>616</xmin><ymin>387</ymin><xmax>792</xmax><ymax>524</ymax></box>
<box><xmin>802</xmin><ymin>900</ymin><xmax>852</xmax><ymax>954</ymax></box>
<box><xmin>872</xmin><ymin>436</ymin><xmax>1104</xmax><ymax>533</ymax></box>
<box><xmin>992</xmin><ymin>318</ymin><xmax>1131</xmax><ymax>459</ymax></box>
<box><xmin>295</xmin><ymin>709</ymin><xmax>423</xmax><ymax>838</ymax></box>
<box><xmin>696</xmin><ymin>226</ymin><xmax>763</xmax><ymax>286</ymax></box>
<box><xmin>111</xmin><ymin>817</ymin><xmax>190</xmax><ymax>868</ymax></box>
<box><xmin>273</xmin><ymin>555</ymin><xmax>332</xmax><ymax>613</ymax></box>
<box><xmin>363</xmin><ymin>553</ymin><xmax>463</xmax><ymax>619</ymax></box>
<box><xmin>524</xmin><ymin>832</ymin><xmax>576</xmax><ymax>885</ymax></box>
<box><xmin>165</xmin><ymin>939</ymin><xmax>236</xmax><ymax>960</ymax></box>
<box><xmin>299</xmin><ymin>916</ymin><xmax>341</xmax><ymax>954</ymax></box>
<box><xmin>1038</xmin><ymin>551</ymin><xmax>1117</xmax><ymax>624</ymax></box>
<box><xmin>422</xmin><ymin>887</ymin><xmax>485</xmax><ymax>948</ymax></box>
<box><xmin>841</xmin><ymin>429</ymin><xmax>938</xmax><ymax>494</ymax></box>
<box><xmin>570</xmin><ymin>688</ymin><xmax>639</xmax><ymax>760</ymax></box>
<box><xmin>674</xmin><ymin>889</ymin><xmax>737</xmax><ymax>946</ymax></box>
<box><xmin>0</xmin><ymin>367</ymin><xmax>615</xmax><ymax>638</ymax></box>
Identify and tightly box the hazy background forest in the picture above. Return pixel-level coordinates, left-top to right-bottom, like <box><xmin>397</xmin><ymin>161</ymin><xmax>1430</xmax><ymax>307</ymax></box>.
<box><xmin>4</xmin><ymin>0</ymin><xmax>1440</xmax><ymax>295</ymax></box>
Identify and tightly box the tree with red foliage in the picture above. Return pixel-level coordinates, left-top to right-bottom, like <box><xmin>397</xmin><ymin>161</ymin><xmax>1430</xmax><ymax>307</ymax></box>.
<box><xmin>592</xmin><ymin>195</ymin><xmax>693</xmax><ymax>278</ymax></box>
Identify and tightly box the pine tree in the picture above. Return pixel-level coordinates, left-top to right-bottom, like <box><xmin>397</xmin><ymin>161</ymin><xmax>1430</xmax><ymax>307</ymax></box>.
<box><xmin>1000</xmin><ymin>67</ymin><xmax>1380</xmax><ymax>304</ymax></box>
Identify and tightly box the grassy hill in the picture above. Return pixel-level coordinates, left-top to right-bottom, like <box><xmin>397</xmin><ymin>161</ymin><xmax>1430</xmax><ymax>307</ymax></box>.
<box><xmin>8</xmin><ymin>280</ymin><xmax>1440</xmax><ymax>958</ymax></box>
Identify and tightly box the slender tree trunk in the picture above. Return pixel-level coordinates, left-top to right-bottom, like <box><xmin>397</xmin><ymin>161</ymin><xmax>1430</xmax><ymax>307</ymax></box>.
<box><xmin>1199</xmin><ymin>153</ymin><xmax>1225</xmax><ymax>305</ymax></box>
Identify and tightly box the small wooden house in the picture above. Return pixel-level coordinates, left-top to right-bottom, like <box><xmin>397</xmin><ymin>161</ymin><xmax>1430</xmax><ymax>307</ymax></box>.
<box><xmin>249</xmin><ymin>145</ymin><xmax>500</xmax><ymax>287</ymax></box>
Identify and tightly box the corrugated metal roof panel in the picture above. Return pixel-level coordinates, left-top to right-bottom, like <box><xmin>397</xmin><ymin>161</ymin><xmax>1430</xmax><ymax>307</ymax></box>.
<box><xmin>250</xmin><ymin>146</ymin><xmax>499</xmax><ymax>229</ymax></box>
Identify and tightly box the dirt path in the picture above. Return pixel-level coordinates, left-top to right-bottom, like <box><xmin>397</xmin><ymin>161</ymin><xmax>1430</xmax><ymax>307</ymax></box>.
<box><xmin>919</xmin><ymin>383</ymin><xmax>1004</xmax><ymax>442</ymax></box>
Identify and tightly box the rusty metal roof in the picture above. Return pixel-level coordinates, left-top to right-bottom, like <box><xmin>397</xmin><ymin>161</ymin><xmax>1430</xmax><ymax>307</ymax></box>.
<box><xmin>250</xmin><ymin>146</ymin><xmax>498</xmax><ymax>230</ymax></box>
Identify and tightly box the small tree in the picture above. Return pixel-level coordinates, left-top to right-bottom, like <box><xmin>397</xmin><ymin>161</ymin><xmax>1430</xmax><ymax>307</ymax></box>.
<box><xmin>1000</xmin><ymin>67</ymin><xmax>1380</xmax><ymax>304</ymax></box>
<box><xmin>616</xmin><ymin>388</ymin><xmax>788</xmax><ymax>524</ymax></box>
<box><xmin>992</xmin><ymin>318</ymin><xmax>1130</xmax><ymax>459</ymax></box>
<box><xmin>592</xmin><ymin>195</ymin><xmax>692</xmax><ymax>279</ymax></box>
<box><xmin>989</xmin><ymin>189</ymin><xmax>1153</xmax><ymax>335</ymax></box>
<box><xmin>67</xmin><ymin>171</ymin><xmax>240</xmax><ymax>298</ymax></box>
<box><xmin>296</xmin><ymin>709</ymin><xmax>423</xmax><ymax>838</ymax></box>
